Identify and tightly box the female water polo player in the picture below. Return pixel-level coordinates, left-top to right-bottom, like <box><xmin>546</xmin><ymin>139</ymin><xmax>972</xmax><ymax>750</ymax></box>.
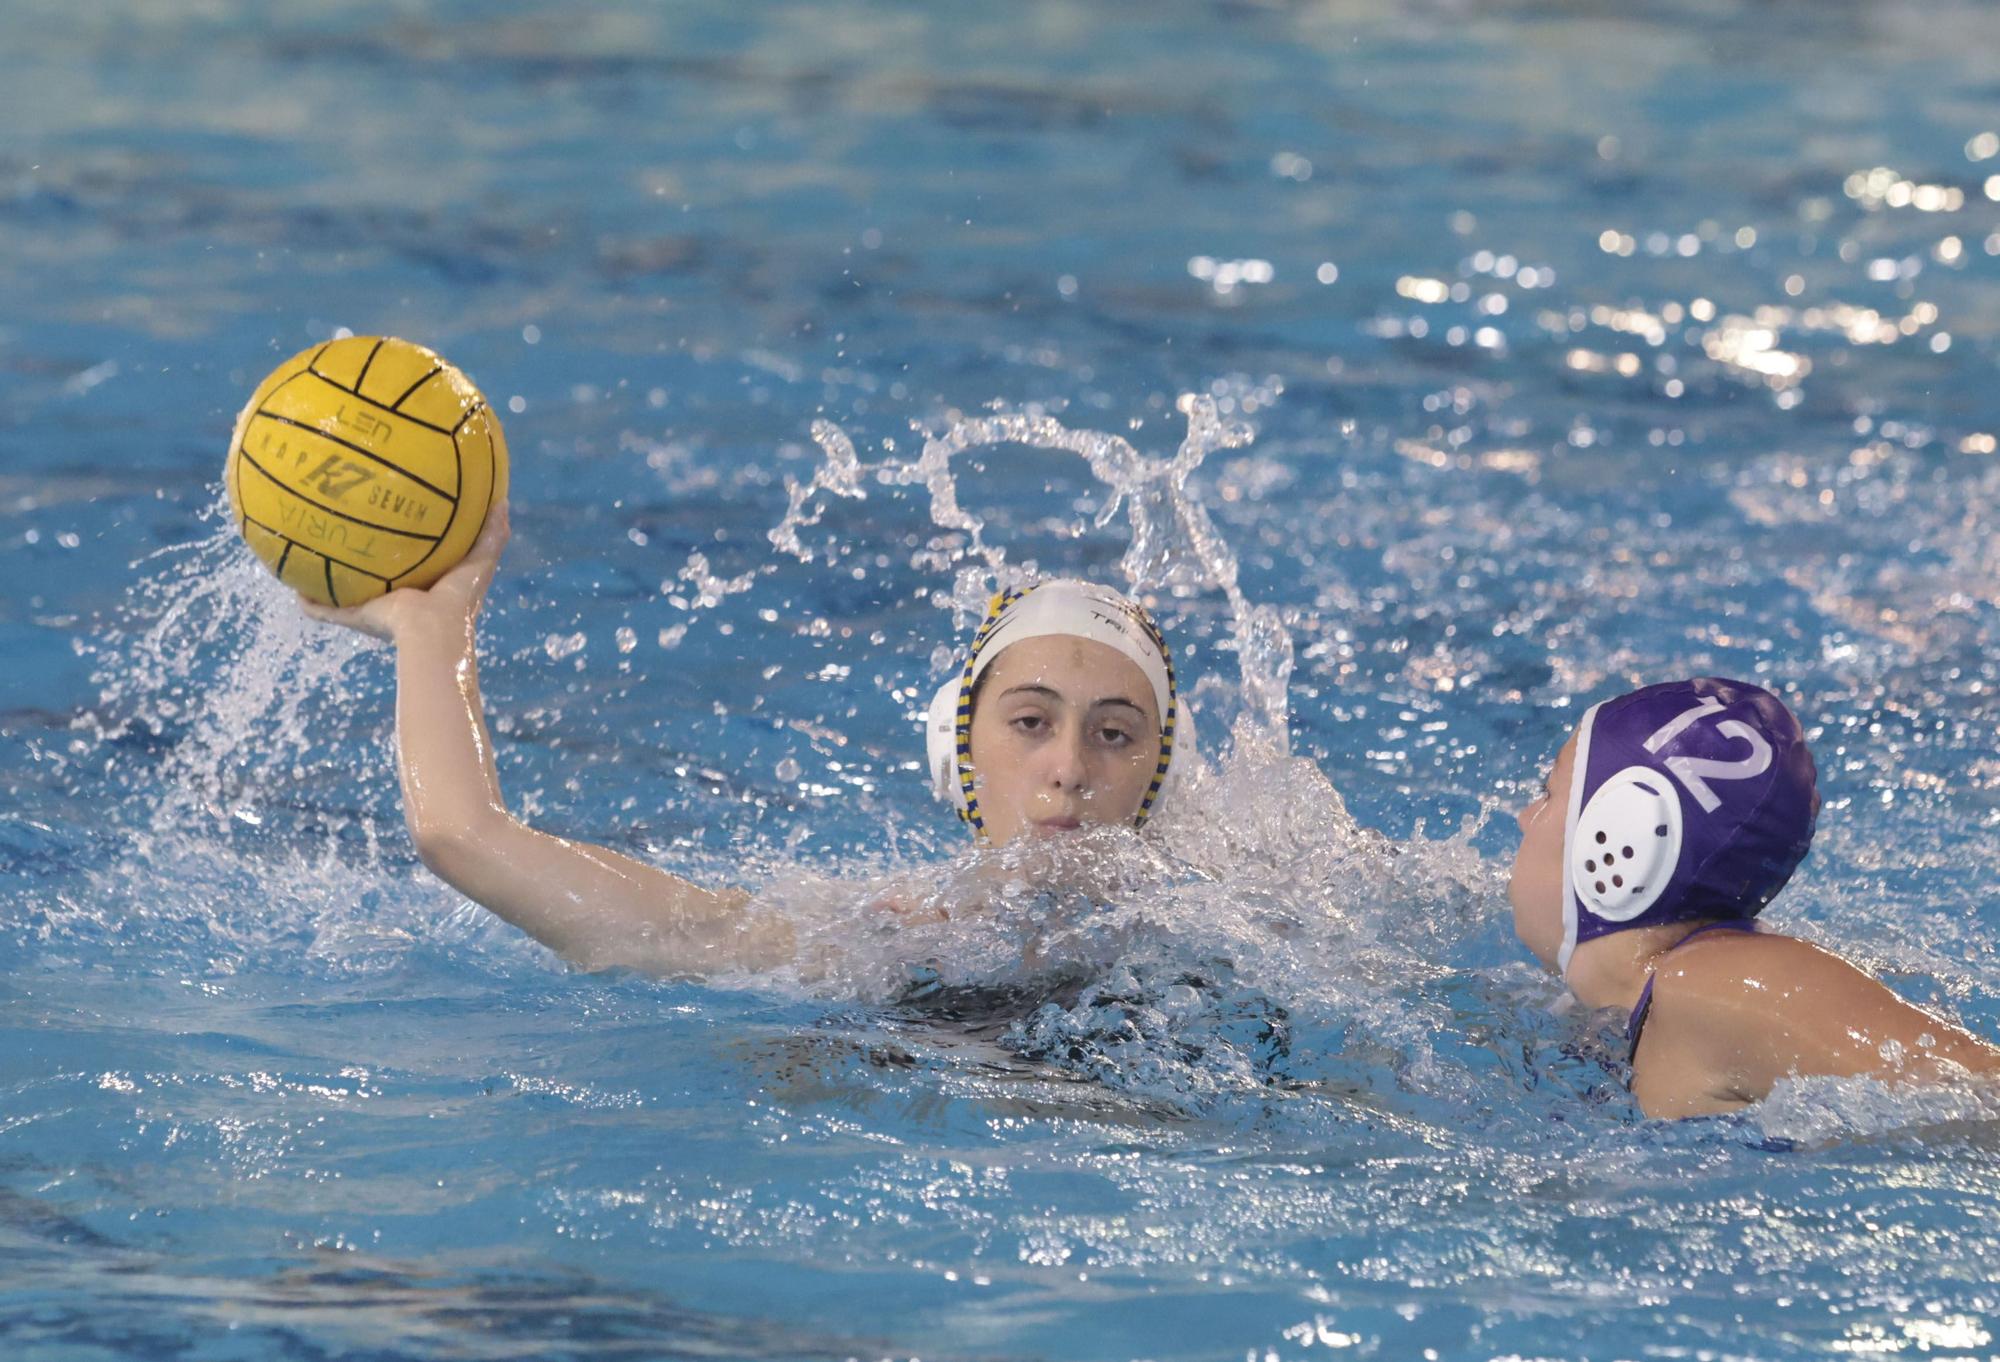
<box><xmin>1510</xmin><ymin>677</ymin><xmax>2000</xmax><ymax>1118</ymax></box>
<box><xmin>301</xmin><ymin>502</ymin><xmax>1190</xmax><ymax>974</ymax></box>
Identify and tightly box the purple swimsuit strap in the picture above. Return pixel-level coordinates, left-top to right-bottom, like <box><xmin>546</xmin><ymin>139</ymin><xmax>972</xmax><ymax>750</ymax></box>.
<box><xmin>1625</xmin><ymin>919</ymin><xmax>1760</xmax><ymax>1062</ymax></box>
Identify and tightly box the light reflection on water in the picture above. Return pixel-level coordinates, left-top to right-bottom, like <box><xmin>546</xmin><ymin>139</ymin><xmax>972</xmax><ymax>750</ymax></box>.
<box><xmin>5</xmin><ymin>0</ymin><xmax>2000</xmax><ymax>1358</ymax></box>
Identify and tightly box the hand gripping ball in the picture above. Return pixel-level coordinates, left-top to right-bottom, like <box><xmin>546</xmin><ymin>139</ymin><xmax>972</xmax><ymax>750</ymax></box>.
<box><xmin>224</xmin><ymin>336</ymin><xmax>509</xmax><ymax>606</ymax></box>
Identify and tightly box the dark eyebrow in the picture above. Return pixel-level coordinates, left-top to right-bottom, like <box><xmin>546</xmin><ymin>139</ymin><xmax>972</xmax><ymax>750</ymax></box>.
<box><xmin>996</xmin><ymin>684</ymin><xmax>1149</xmax><ymax>716</ymax></box>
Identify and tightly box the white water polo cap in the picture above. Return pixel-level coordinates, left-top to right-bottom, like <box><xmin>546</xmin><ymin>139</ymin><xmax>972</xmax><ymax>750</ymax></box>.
<box><xmin>924</xmin><ymin>579</ymin><xmax>1187</xmax><ymax>835</ymax></box>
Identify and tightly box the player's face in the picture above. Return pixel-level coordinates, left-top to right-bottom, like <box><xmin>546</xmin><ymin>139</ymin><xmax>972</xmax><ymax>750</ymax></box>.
<box><xmin>1509</xmin><ymin>731</ymin><xmax>1578</xmax><ymax>970</ymax></box>
<box><xmin>966</xmin><ymin>635</ymin><xmax>1161</xmax><ymax>847</ymax></box>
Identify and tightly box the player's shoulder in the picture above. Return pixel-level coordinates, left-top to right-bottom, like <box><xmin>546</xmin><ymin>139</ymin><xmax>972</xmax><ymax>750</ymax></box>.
<box><xmin>1635</xmin><ymin>929</ymin><xmax>1869</xmax><ymax>1111</ymax></box>
<box><xmin>1646</xmin><ymin>927</ymin><xmax>1888</xmax><ymax>1062</ymax></box>
<box><xmin>1653</xmin><ymin>927</ymin><xmax>1857</xmax><ymax>994</ymax></box>
<box><xmin>1650</xmin><ymin>928</ymin><xmax>1859</xmax><ymax>1013</ymax></box>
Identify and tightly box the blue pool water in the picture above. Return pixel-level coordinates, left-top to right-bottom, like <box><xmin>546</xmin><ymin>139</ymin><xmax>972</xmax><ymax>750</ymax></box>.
<box><xmin>8</xmin><ymin>2</ymin><xmax>2000</xmax><ymax>1358</ymax></box>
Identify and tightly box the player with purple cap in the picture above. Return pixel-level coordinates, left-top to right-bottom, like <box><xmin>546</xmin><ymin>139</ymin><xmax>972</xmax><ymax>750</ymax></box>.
<box><xmin>1510</xmin><ymin>677</ymin><xmax>1999</xmax><ymax>1117</ymax></box>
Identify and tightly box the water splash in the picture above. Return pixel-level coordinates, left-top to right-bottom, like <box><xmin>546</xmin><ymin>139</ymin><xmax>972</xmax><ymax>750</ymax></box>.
<box><xmin>745</xmin><ymin>769</ymin><xmax>1503</xmax><ymax>1113</ymax></box>
<box><xmin>83</xmin><ymin>527</ymin><xmax>373</xmax><ymax>845</ymax></box>
<box><xmin>44</xmin><ymin>404</ymin><xmax>1513</xmax><ymax>1120</ymax></box>
<box><xmin>1756</xmin><ymin>1072</ymin><xmax>2000</xmax><ymax>1146</ymax></box>
<box><xmin>657</xmin><ymin>548</ymin><xmax>763</xmax><ymax>650</ymax></box>
<box><xmin>751</xmin><ymin>384</ymin><xmax>1544</xmax><ymax>1111</ymax></box>
<box><xmin>54</xmin><ymin>507</ymin><xmax>510</xmax><ymax>974</ymax></box>
<box><xmin>773</xmin><ymin>391</ymin><xmax>1296</xmax><ymax>753</ymax></box>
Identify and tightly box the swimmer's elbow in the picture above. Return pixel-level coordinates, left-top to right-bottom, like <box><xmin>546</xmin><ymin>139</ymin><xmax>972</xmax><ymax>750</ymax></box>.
<box><xmin>410</xmin><ymin>822</ymin><xmax>476</xmax><ymax>888</ymax></box>
<box><xmin>410</xmin><ymin>823</ymin><xmax>463</xmax><ymax>881</ymax></box>
<box><xmin>409</xmin><ymin>811</ymin><xmax>519</xmax><ymax>888</ymax></box>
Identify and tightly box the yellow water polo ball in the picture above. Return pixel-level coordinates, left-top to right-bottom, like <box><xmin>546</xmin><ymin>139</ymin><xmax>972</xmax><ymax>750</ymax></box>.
<box><xmin>224</xmin><ymin>336</ymin><xmax>509</xmax><ymax>607</ymax></box>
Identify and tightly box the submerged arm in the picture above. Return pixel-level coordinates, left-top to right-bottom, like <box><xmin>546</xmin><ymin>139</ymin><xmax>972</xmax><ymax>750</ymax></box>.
<box><xmin>305</xmin><ymin>505</ymin><xmax>791</xmax><ymax>975</ymax></box>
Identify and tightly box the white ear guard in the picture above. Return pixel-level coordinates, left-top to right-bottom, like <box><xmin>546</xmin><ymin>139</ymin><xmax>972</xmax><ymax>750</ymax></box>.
<box><xmin>926</xmin><ymin>674</ymin><xmax>968</xmax><ymax>810</ymax></box>
<box><xmin>1569</xmin><ymin>766</ymin><xmax>1683</xmax><ymax>923</ymax></box>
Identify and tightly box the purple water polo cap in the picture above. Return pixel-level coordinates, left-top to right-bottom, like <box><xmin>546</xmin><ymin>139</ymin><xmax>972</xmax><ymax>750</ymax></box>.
<box><xmin>1558</xmin><ymin>677</ymin><xmax>1820</xmax><ymax>978</ymax></box>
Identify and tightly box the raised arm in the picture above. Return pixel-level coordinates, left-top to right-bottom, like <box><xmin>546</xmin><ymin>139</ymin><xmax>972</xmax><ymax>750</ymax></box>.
<box><xmin>303</xmin><ymin>504</ymin><xmax>792</xmax><ymax>975</ymax></box>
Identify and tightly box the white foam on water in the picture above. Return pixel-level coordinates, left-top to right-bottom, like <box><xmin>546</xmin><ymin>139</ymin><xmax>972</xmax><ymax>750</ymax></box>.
<box><xmin>1756</xmin><ymin>1071</ymin><xmax>2000</xmax><ymax>1146</ymax></box>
